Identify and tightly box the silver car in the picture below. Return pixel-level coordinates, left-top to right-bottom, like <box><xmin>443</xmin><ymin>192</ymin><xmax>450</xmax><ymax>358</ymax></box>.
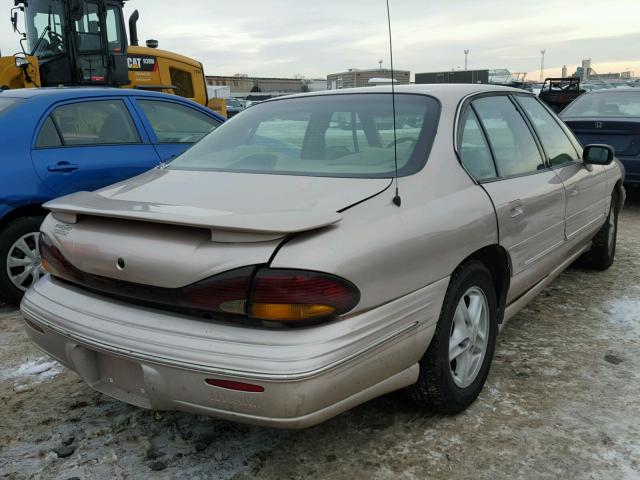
<box><xmin>21</xmin><ymin>85</ymin><xmax>624</xmax><ymax>429</ymax></box>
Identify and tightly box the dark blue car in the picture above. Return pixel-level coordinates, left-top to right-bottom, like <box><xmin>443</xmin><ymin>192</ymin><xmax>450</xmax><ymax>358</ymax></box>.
<box><xmin>561</xmin><ymin>88</ymin><xmax>640</xmax><ymax>185</ymax></box>
<box><xmin>0</xmin><ymin>87</ymin><xmax>224</xmax><ymax>304</ymax></box>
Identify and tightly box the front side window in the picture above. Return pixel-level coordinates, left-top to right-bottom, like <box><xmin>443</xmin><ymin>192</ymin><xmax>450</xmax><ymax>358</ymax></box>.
<box><xmin>458</xmin><ymin>108</ymin><xmax>496</xmax><ymax>181</ymax></box>
<box><xmin>516</xmin><ymin>96</ymin><xmax>578</xmax><ymax>167</ymax></box>
<box><xmin>50</xmin><ymin>100</ymin><xmax>140</xmax><ymax>146</ymax></box>
<box><xmin>25</xmin><ymin>0</ymin><xmax>66</xmax><ymax>59</ymax></box>
<box><xmin>562</xmin><ymin>91</ymin><xmax>640</xmax><ymax>118</ymax></box>
<box><xmin>138</xmin><ymin>100</ymin><xmax>221</xmax><ymax>144</ymax></box>
<box><xmin>167</xmin><ymin>94</ymin><xmax>440</xmax><ymax>178</ymax></box>
<box><xmin>473</xmin><ymin>96</ymin><xmax>544</xmax><ymax>177</ymax></box>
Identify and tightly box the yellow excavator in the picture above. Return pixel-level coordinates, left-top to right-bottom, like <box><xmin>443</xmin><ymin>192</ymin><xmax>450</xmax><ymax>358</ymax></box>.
<box><xmin>0</xmin><ymin>0</ymin><xmax>226</xmax><ymax>115</ymax></box>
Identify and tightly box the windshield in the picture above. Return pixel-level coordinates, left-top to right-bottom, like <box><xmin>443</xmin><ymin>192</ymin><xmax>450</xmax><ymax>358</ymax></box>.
<box><xmin>25</xmin><ymin>0</ymin><xmax>67</xmax><ymax>59</ymax></box>
<box><xmin>168</xmin><ymin>94</ymin><xmax>440</xmax><ymax>178</ymax></box>
<box><xmin>562</xmin><ymin>91</ymin><xmax>640</xmax><ymax>118</ymax></box>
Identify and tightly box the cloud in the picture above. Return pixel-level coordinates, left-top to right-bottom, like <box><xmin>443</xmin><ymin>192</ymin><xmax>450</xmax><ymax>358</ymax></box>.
<box><xmin>1</xmin><ymin>0</ymin><xmax>638</xmax><ymax>79</ymax></box>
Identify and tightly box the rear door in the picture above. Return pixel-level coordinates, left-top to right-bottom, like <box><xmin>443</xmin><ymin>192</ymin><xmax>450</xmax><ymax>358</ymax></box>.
<box><xmin>132</xmin><ymin>97</ymin><xmax>223</xmax><ymax>162</ymax></box>
<box><xmin>463</xmin><ymin>95</ymin><xmax>566</xmax><ymax>300</ymax></box>
<box><xmin>515</xmin><ymin>95</ymin><xmax>608</xmax><ymax>243</ymax></box>
<box><xmin>31</xmin><ymin>98</ymin><xmax>161</xmax><ymax>196</ymax></box>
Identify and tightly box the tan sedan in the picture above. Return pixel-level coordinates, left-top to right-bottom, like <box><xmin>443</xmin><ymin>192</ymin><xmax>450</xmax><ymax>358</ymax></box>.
<box><xmin>21</xmin><ymin>84</ymin><xmax>624</xmax><ymax>428</ymax></box>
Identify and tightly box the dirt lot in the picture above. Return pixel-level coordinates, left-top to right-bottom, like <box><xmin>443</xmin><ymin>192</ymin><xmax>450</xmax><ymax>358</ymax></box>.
<box><xmin>1</xmin><ymin>193</ymin><xmax>639</xmax><ymax>480</ymax></box>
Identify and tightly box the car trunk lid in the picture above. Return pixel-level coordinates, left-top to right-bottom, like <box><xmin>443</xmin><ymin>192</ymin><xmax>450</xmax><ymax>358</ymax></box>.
<box><xmin>43</xmin><ymin>169</ymin><xmax>391</xmax><ymax>288</ymax></box>
<box><xmin>564</xmin><ymin>118</ymin><xmax>640</xmax><ymax>156</ymax></box>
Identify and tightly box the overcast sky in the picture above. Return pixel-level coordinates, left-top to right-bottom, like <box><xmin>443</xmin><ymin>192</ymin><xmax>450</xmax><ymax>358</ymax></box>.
<box><xmin>2</xmin><ymin>0</ymin><xmax>639</xmax><ymax>81</ymax></box>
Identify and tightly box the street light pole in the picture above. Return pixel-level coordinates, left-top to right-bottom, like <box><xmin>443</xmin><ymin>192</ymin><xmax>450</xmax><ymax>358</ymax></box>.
<box><xmin>540</xmin><ymin>49</ymin><xmax>546</xmax><ymax>83</ymax></box>
<box><xmin>464</xmin><ymin>50</ymin><xmax>469</xmax><ymax>71</ymax></box>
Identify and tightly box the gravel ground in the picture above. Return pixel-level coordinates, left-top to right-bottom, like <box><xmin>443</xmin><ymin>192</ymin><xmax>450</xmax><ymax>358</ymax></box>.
<box><xmin>1</xmin><ymin>193</ymin><xmax>639</xmax><ymax>480</ymax></box>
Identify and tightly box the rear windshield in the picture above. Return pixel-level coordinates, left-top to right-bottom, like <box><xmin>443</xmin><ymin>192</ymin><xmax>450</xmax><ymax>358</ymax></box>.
<box><xmin>168</xmin><ymin>93</ymin><xmax>440</xmax><ymax>178</ymax></box>
<box><xmin>562</xmin><ymin>91</ymin><xmax>640</xmax><ymax>118</ymax></box>
<box><xmin>0</xmin><ymin>98</ymin><xmax>21</xmax><ymax>115</ymax></box>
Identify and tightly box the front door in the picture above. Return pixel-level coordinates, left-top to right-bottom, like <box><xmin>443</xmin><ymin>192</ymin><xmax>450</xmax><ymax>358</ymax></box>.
<box><xmin>31</xmin><ymin>98</ymin><xmax>161</xmax><ymax>196</ymax></box>
<box><xmin>514</xmin><ymin>95</ymin><xmax>609</xmax><ymax>243</ymax></box>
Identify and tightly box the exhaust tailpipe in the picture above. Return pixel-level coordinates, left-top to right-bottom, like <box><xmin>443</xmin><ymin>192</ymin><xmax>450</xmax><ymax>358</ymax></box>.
<box><xmin>129</xmin><ymin>10</ymin><xmax>139</xmax><ymax>46</ymax></box>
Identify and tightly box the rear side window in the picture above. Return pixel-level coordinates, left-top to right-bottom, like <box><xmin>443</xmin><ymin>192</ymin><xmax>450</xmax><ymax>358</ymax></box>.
<box><xmin>36</xmin><ymin>117</ymin><xmax>63</xmax><ymax>148</ymax></box>
<box><xmin>516</xmin><ymin>96</ymin><xmax>578</xmax><ymax>167</ymax></box>
<box><xmin>473</xmin><ymin>96</ymin><xmax>544</xmax><ymax>177</ymax></box>
<box><xmin>138</xmin><ymin>100</ymin><xmax>221</xmax><ymax>143</ymax></box>
<box><xmin>50</xmin><ymin>100</ymin><xmax>140</xmax><ymax>146</ymax></box>
<box><xmin>458</xmin><ymin>108</ymin><xmax>496</xmax><ymax>181</ymax></box>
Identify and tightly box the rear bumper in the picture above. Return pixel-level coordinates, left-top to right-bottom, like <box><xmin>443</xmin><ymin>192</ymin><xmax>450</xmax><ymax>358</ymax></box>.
<box><xmin>21</xmin><ymin>275</ymin><xmax>446</xmax><ymax>428</ymax></box>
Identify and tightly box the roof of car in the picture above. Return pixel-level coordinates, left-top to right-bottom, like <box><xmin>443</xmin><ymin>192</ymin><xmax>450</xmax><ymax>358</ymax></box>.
<box><xmin>281</xmin><ymin>83</ymin><xmax>531</xmax><ymax>102</ymax></box>
<box><xmin>582</xmin><ymin>87</ymin><xmax>640</xmax><ymax>95</ymax></box>
<box><xmin>0</xmin><ymin>87</ymin><xmax>188</xmax><ymax>100</ymax></box>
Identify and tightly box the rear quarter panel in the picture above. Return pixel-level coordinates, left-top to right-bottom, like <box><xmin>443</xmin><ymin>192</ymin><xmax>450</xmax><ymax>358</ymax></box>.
<box><xmin>270</xmin><ymin>116</ymin><xmax>499</xmax><ymax>313</ymax></box>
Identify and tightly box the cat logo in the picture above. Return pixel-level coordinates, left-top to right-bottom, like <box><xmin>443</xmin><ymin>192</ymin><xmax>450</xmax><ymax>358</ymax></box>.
<box><xmin>127</xmin><ymin>55</ymin><xmax>157</xmax><ymax>72</ymax></box>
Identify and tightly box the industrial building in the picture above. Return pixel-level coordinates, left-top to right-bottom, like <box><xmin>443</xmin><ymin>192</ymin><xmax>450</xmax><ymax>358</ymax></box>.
<box><xmin>205</xmin><ymin>75</ymin><xmax>324</xmax><ymax>98</ymax></box>
<box><xmin>326</xmin><ymin>68</ymin><xmax>411</xmax><ymax>90</ymax></box>
<box><xmin>415</xmin><ymin>69</ymin><xmax>489</xmax><ymax>84</ymax></box>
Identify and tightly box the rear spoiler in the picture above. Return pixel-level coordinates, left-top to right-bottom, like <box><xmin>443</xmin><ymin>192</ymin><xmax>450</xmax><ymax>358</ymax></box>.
<box><xmin>44</xmin><ymin>191</ymin><xmax>342</xmax><ymax>243</ymax></box>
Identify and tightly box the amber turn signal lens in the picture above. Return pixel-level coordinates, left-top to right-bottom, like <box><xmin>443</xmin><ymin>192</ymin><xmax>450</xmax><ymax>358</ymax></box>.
<box><xmin>249</xmin><ymin>303</ymin><xmax>336</xmax><ymax>322</ymax></box>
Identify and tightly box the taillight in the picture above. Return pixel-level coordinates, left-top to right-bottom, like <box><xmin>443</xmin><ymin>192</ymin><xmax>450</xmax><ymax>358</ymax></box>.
<box><xmin>40</xmin><ymin>233</ymin><xmax>82</xmax><ymax>283</ymax></box>
<box><xmin>247</xmin><ymin>269</ymin><xmax>360</xmax><ymax>323</ymax></box>
<box><xmin>39</xmin><ymin>233</ymin><xmax>360</xmax><ymax>325</ymax></box>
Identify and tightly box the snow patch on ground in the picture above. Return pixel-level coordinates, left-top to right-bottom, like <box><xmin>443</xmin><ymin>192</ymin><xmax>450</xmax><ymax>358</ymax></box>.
<box><xmin>605</xmin><ymin>297</ymin><xmax>640</xmax><ymax>335</ymax></box>
<box><xmin>0</xmin><ymin>357</ymin><xmax>64</xmax><ymax>383</ymax></box>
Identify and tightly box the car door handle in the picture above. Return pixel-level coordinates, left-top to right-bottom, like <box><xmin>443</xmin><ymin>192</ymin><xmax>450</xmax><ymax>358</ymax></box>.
<box><xmin>569</xmin><ymin>187</ymin><xmax>579</xmax><ymax>197</ymax></box>
<box><xmin>47</xmin><ymin>162</ymin><xmax>79</xmax><ymax>173</ymax></box>
<box><xmin>509</xmin><ymin>200</ymin><xmax>524</xmax><ymax>218</ymax></box>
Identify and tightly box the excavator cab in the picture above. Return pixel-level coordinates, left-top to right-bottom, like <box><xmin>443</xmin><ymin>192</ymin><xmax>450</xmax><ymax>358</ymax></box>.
<box><xmin>15</xmin><ymin>0</ymin><xmax>129</xmax><ymax>87</ymax></box>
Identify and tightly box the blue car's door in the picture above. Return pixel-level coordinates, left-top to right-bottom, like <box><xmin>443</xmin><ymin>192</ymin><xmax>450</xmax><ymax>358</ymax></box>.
<box><xmin>131</xmin><ymin>97</ymin><xmax>223</xmax><ymax>162</ymax></box>
<box><xmin>31</xmin><ymin>97</ymin><xmax>162</xmax><ymax>196</ymax></box>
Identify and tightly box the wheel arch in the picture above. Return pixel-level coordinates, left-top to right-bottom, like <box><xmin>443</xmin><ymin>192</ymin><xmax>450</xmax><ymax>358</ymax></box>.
<box><xmin>0</xmin><ymin>204</ymin><xmax>48</xmax><ymax>232</ymax></box>
<box><xmin>457</xmin><ymin>245</ymin><xmax>511</xmax><ymax>324</ymax></box>
<box><xmin>613</xmin><ymin>179</ymin><xmax>625</xmax><ymax>213</ymax></box>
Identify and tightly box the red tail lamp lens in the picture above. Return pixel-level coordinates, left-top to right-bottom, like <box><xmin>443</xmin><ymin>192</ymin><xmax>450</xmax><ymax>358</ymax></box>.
<box><xmin>40</xmin><ymin>233</ymin><xmax>81</xmax><ymax>283</ymax></box>
<box><xmin>178</xmin><ymin>267</ymin><xmax>254</xmax><ymax>314</ymax></box>
<box><xmin>248</xmin><ymin>269</ymin><xmax>360</xmax><ymax>322</ymax></box>
<box><xmin>205</xmin><ymin>379</ymin><xmax>264</xmax><ymax>392</ymax></box>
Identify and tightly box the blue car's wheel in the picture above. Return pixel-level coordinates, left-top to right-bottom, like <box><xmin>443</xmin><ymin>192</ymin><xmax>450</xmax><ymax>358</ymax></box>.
<box><xmin>0</xmin><ymin>216</ymin><xmax>45</xmax><ymax>305</ymax></box>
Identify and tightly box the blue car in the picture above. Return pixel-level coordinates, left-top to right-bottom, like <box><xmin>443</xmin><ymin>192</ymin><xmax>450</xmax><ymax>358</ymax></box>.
<box><xmin>561</xmin><ymin>88</ymin><xmax>640</xmax><ymax>185</ymax></box>
<box><xmin>0</xmin><ymin>87</ymin><xmax>224</xmax><ymax>304</ymax></box>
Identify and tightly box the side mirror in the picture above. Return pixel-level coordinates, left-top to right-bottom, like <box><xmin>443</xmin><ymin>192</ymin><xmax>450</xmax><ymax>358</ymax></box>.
<box><xmin>583</xmin><ymin>144</ymin><xmax>614</xmax><ymax>165</ymax></box>
<box><xmin>15</xmin><ymin>56</ymin><xmax>28</xmax><ymax>68</ymax></box>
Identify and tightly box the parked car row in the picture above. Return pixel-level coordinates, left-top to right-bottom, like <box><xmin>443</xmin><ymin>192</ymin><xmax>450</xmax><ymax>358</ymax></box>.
<box><xmin>560</xmin><ymin>88</ymin><xmax>640</xmax><ymax>185</ymax></box>
<box><xmin>0</xmin><ymin>87</ymin><xmax>224</xmax><ymax>305</ymax></box>
<box><xmin>18</xmin><ymin>84</ymin><xmax>624</xmax><ymax>428</ymax></box>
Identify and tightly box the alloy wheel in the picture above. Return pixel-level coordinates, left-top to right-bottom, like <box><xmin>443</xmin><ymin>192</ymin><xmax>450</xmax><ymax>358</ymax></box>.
<box><xmin>449</xmin><ymin>286</ymin><xmax>490</xmax><ymax>388</ymax></box>
<box><xmin>6</xmin><ymin>232</ymin><xmax>44</xmax><ymax>292</ymax></box>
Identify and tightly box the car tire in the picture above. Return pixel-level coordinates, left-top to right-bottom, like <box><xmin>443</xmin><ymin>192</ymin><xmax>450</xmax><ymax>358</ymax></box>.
<box><xmin>409</xmin><ymin>260</ymin><xmax>498</xmax><ymax>414</ymax></box>
<box><xmin>0</xmin><ymin>216</ymin><xmax>45</xmax><ymax>305</ymax></box>
<box><xmin>585</xmin><ymin>193</ymin><xmax>619</xmax><ymax>271</ymax></box>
